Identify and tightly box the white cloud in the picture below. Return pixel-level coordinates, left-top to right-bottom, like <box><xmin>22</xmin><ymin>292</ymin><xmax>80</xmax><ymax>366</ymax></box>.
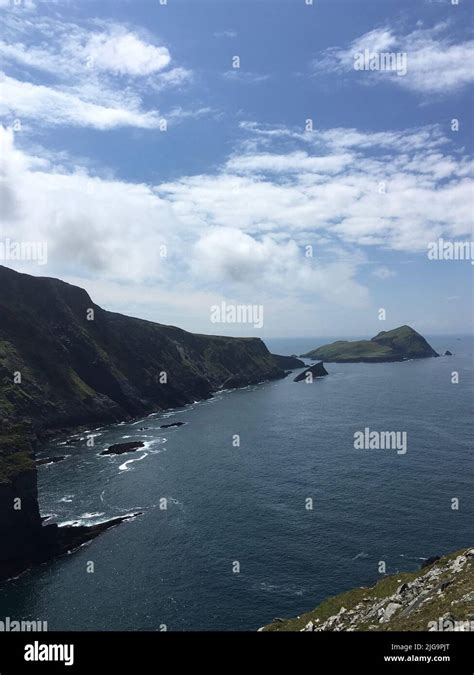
<box><xmin>0</xmin><ymin>125</ymin><xmax>369</xmax><ymax>314</ymax></box>
<box><xmin>84</xmin><ymin>30</ymin><xmax>171</xmax><ymax>76</ymax></box>
<box><xmin>0</xmin><ymin>75</ymin><xmax>165</xmax><ymax>129</ymax></box>
<box><xmin>1</xmin><ymin>119</ymin><xmax>472</xmax><ymax>331</ymax></box>
<box><xmin>159</xmin><ymin>122</ymin><xmax>473</xmax><ymax>252</ymax></box>
<box><xmin>0</xmin><ymin>14</ymin><xmax>194</xmax><ymax>129</ymax></box>
<box><xmin>226</xmin><ymin>151</ymin><xmax>353</xmax><ymax>175</ymax></box>
<box><xmin>312</xmin><ymin>23</ymin><xmax>474</xmax><ymax>95</ymax></box>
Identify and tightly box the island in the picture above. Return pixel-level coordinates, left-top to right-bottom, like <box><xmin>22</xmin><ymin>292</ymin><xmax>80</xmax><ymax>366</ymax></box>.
<box><xmin>301</xmin><ymin>325</ymin><xmax>439</xmax><ymax>363</ymax></box>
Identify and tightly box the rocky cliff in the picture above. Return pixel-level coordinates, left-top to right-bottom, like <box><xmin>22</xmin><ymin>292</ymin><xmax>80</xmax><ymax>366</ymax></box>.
<box><xmin>262</xmin><ymin>547</ymin><xmax>474</xmax><ymax>631</ymax></box>
<box><xmin>272</xmin><ymin>354</ymin><xmax>305</xmax><ymax>369</ymax></box>
<box><xmin>0</xmin><ymin>265</ymin><xmax>284</xmax><ymax>434</ymax></box>
<box><xmin>0</xmin><ymin>265</ymin><xmax>285</xmax><ymax>580</ymax></box>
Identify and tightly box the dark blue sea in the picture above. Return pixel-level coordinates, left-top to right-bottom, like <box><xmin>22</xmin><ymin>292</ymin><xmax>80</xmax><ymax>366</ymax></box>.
<box><xmin>0</xmin><ymin>335</ymin><xmax>472</xmax><ymax>631</ymax></box>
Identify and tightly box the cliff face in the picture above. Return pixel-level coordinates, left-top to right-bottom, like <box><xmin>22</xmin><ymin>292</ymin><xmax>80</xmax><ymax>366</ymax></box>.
<box><xmin>262</xmin><ymin>547</ymin><xmax>474</xmax><ymax>632</ymax></box>
<box><xmin>0</xmin><ymin>265</ymin><xmax>284</xmax><ymax>434</ymax></box>
<box><xmin>0</xmin><ymin>265</ymin><xmax>284</xmax><ymax>580</ymax></box>
<box><xmin>301</xmin><ymin>325</ymin><xmax>439</xmax><ymax>363</ymax></box>
<box><xmin>0</xmin><ymin>429</ymin><xmax>43</xmax><ymax>579</ymax></box>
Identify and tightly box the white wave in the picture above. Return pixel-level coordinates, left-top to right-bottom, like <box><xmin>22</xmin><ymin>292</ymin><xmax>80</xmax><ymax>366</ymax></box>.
<box><xmin>119</xmin><ymin>452</ymin><xmax>148</xmax><ymax>472</ymax></box>
<box><xmin>352</xmin><ymin>551</ymin><xmax>369</xmax><ymax>560</ymax></box>
<box><xmin>143</xmin><ymin>438</ymin><xmax>167</xmax><ymax>453</ymax></box>
<box><xmin>59</xmin><ymin>495</ymin><xmax>74</xmax><ymax>503</ymax></box>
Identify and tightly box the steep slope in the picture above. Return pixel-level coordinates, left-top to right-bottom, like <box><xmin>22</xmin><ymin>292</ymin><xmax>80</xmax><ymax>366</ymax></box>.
<box><xmin>262</xmin><ymin>547</ymin><xmax>474</xmax><ymax>631</ymax></box>
<box><xmin>301</xmin><ymin>325</ymin><xmax>439</xmax><ymax>363</ymax></box>
<box><xmin>0</xmin><ymin>265</ymin><xmax>284</xmax><ymax>580</ymax></box>
<box><xmin>0</xmin><ymin>265</ymin><xmax>284</xmax><ymax>434</ymax></box>
<box><xmin>272</xmin><ymin>354</ymin><xmax>305</xmax><ymax>369</ymax></box>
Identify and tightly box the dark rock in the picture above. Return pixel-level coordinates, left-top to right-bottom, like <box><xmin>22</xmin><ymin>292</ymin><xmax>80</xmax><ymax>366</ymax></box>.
<box><xmin>421</xmin><ymin>555</ymin><xmax>441</xmax><ymax>569</ymax></box>
<box><xmin>100</xmin><ymin>442</ymin><xmax>145</xmax><ymax>456</ymax></box>
<box><xmin>160</xmin><ymin>422</ymin><xmax>185</xmax><ymax>429</ymax></box>
<box><xmin>294</xmin><ymin>362</ymin><xmax>328</xmax><ymax>382</ymax></box>
<box><xmin>54</xmin><ymin>513</ymin><xmax>141</xmax><ymax>556</ymax></box>
<box><xmin>445</xmin><ymin>350</ymin><xmax>453</xmax><ymax>356</ymax></box>
<box><xmin>36</xmin><ymin>456</ymin><xmax>67</xmax><ymax>466</ymax></box>
<box><xmin>439</xmin><ymin>581</ymin><xmax>452</xmax><ymax>593</ymax></box>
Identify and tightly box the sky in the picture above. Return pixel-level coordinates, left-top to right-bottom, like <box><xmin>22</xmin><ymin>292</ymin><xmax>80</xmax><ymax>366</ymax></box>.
<box><xmin>0</xmin><ymin>0</ymin><xmax>473</xmax><ymax>338</ymax></box>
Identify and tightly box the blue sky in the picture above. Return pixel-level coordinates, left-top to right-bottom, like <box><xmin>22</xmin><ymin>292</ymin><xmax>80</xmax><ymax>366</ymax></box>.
<box><xmin>0</xmin><ymin>0</ymin><xmax>473</xmax><ymax>337</ymax></box>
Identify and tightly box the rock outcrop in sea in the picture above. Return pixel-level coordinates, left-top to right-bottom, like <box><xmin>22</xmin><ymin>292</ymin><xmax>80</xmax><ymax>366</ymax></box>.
<box><xmin>294</xmin><ymin>362</ymin><xmax>329</xmax><ymax>382</ymax></box>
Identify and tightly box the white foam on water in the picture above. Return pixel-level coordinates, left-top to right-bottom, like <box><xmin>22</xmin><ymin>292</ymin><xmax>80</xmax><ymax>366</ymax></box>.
<box><xmin>59</xmin><ymin>495</ymin><xmax>74</xmax><ymax>503</ymax></box>
<box><xmin>119</xmin><ymin>452</ymin><xmax>148</xmax><ymax>472</ymax></box>
<box><xmin>352</xmin><ymin>551</ymin><xmax>369</xmax><ymax>560</ymax></box>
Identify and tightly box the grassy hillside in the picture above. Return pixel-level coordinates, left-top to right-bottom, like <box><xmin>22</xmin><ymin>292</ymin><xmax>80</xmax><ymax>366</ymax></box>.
<box><xmin>262</xmin><ymin>547</ymin><xmax>474</xmax><ymax>631</ymax></box>
<box><xmin>302</xmin><ymin>325</ymin><xmax>439</xmax><ymax>363</ymax></box>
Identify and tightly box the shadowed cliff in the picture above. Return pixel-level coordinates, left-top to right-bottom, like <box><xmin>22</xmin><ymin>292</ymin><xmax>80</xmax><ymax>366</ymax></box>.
<box><xmin>0</xmin><ymin>265</ymin><xmax>284</xmax><ymax>580</ymax></box>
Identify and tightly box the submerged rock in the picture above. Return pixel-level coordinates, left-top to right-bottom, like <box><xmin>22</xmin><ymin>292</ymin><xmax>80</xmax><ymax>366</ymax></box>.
<box><xmin>160</xmin><ymin>422</ymin><xmax>186</xmax><ymax>429</ymax></box>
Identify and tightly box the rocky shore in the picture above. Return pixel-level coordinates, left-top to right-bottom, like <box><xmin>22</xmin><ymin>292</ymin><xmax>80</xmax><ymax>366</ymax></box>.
<box><xmin>262</xmin><ymin>547</ymin><xmax>474</xmax><ymax>631</ymax></box>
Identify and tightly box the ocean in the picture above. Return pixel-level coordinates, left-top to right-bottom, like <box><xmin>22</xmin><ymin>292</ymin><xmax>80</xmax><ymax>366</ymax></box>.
<box><xmin>0</xmin><ymin>335</ymin><xmax>472</xmax><ymax>631</ymax></box>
